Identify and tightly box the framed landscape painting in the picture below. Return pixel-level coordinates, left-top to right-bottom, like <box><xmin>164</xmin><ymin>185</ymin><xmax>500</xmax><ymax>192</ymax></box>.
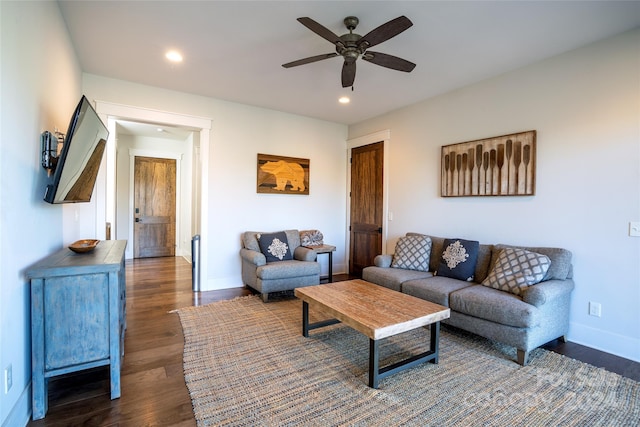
<box><xmin>257</xmin><ymin>153</ymin><xmax>310</xmax><ymax>195</ymax></box>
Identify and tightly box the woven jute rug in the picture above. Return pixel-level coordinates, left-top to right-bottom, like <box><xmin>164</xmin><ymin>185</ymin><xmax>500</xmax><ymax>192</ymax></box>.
<box><xmin>176</xmin><ymin>296</ymin><xmax>639</xmax><ymax>426</ymax></box>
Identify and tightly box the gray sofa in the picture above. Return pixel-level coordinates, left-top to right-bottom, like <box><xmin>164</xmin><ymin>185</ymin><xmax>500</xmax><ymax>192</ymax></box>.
<box><xmin>363</xmin><ymin>233</ymin><xmax>575</xmax><ymax>365</ymax></box>
<box><xmin>240</xmin><ymin>230</ymin><xmax>320</xmax><ymax>302</ymax></box>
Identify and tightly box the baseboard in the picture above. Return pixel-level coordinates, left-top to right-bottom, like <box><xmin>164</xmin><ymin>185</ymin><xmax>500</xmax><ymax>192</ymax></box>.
<box><xmin>569</xmin><ymin>322</ymin><xmax>640</xmax><ymax>363</ymax></box>
<box><xmin>2</xmin><ymin>383</ymin><xmax>31</xmax><ymax>427</ymax></box>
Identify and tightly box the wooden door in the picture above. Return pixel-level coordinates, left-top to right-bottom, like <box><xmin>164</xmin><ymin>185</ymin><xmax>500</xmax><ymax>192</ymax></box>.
<box><xmin>134</xmin><ymin>157</ymin><xmax>176</xmax><ymax>258</ymax></box>
<box><xmin>349</xmin><ymin>142</ymin><xmax>384</xmax><ymax>276</ymax></box>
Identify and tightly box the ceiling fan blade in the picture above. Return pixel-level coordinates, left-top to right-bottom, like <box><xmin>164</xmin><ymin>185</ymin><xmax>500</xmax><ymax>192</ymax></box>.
<box><xmin>297</xmin><ymin>17</ymin><xmax>343</xmax><ymax>45</ymax></box>
<box><xmin>282</xmin><ymin>53</ymin><xmax>338</xmax><ymax>68</ymax></box>
<box><xmin>342</xmin><ymin>61</ymin><xmax>356</xmax><ymax>88</ymax></box>
<box><xmin>362</xmin><ymin>51</ymin><xmax>416</xmax><ymax>72</ymax></box>
<box><xmin>358</xmin><ymin>15</ymin><xmax>413</xmax><ymax>49</ymax></box>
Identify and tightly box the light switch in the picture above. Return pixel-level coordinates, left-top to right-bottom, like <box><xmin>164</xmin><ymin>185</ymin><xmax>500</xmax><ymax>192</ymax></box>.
<box><xmin>630</xmin><ymin>222</ymin><xmax>640</xmax><ymax>237</ymax></box>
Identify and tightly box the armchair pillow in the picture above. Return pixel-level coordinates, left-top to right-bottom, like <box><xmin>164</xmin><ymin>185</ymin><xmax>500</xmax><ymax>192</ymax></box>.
<box><xmin>391</xmin><ymin>235</ymin><xmax>432</xmax><ymax>272</ymax></box>
<box><xmin>481</xmin><ymin>247</ymin><xmax>551</xmax><ymax>296</ymax></box>
<box><xmin>257</xmin><ymin>231</ymin><xmax>293</xmax><ymax>262</ymax></box>
<box><xmin>300</xmin><ymin>229</ymin><xmax>324</xmax><ymax>246</ymax></box>
<box><xmin>435</xmin><ymin>238</ymin><xmax>479</xmax><ymax>281</ymax></box>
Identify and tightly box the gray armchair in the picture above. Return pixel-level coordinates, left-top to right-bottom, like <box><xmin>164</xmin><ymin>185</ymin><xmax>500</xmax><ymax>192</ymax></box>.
<box><xmin>240</xmin><ymin>230</ymin><xmax>320</xmax><ymax>302</ymax></box>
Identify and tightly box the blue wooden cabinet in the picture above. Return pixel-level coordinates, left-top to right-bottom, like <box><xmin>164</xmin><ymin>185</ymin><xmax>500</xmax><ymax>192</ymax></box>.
<box><xmin>26</xmin><ymin>240</ymin><xmax>127</xmax><ymax>420</ymax></box>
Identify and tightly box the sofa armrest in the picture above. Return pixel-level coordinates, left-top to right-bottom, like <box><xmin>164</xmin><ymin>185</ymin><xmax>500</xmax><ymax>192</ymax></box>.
<box><xmin>294</xmin><ymin>246</ymin><xmax>317</xmax><ymax>262</ymax></box>
<box><xmin>373</xmin><ymin>254</ymin><xmax>393</xmax><ymax>268</ymax></box>
<box><xmin>522</xmin><ymin>279</ymin><xmax>575</xmax><ymax>307</ymax></box>
<box><xmin>240</xmin><ymin>248</ymin><xmax>266</xmax><ymax>266</ymax></box>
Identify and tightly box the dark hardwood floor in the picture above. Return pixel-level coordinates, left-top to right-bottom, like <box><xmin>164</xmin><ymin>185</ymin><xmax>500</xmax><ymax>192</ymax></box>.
<box><xmin>28</xmin><ymin>257</ymin><xmax>639</xmax><ymax>426</ymax></box>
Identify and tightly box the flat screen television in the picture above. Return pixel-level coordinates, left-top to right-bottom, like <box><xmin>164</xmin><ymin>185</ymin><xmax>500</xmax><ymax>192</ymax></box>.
<box><xmin>44</xmin><ymin>95</ymin><xmax>109</xmax><ymax>204</ymax></box>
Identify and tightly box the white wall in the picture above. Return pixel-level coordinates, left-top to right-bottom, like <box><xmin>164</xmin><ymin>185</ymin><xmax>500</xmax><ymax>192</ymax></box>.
<box><xmin>348</xmin><ymin>29</ymin><xmax>640</xmax><ymax>362</ymax></box>
<box><xmin>0</xmin><ymin>2</ymin><xmax>83</xmax><ymax>425</ymax></box>
<box><xmin>83</xmin><ymin>74</ymin><xmax>349</xmax><ymax>289</ymax></box>
<box><xmin>115</xmin><ymin>133</ymin><xmax>194</xmax><ymax>259</ymax></box>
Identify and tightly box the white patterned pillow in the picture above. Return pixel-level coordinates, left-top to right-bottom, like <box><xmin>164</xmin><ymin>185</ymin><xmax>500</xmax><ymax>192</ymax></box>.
<box><xmin>482</xmin><ymin>248</ymin><xmax>551</xmax><ymax>296</ymax></box>
<box><xmin>391</xmin><ymin>236</ymin><xmax>432</xmax><ymax>272</ymax></box>
<box><xmin>300</xmin><ymin>229</ymin><xmax>323</xmax><ymax>246</ymax></box>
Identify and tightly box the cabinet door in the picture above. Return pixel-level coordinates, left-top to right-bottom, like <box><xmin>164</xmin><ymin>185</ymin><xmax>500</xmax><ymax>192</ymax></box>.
<box><xmin>44</xmin><ymin>274</ymin><xmax>110</xmax><ymax>369</ymax></box>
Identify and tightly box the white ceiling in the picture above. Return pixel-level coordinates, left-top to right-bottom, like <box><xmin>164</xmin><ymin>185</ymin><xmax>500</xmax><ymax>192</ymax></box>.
<box><xmin>59</xmin><ymin>1</ymin><xmax>640</xmax><ymax>126</ymax></box>
<box><xmin>116</xmin><ymin>120</ymin><xmax>194</xmax><ymax>140</ymax></box>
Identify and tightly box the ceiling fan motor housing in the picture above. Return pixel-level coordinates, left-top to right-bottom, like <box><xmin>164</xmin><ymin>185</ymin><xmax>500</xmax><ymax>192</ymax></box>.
<box><xmin>337</xmin><ymin>32</ymin><xmax>364</xmax><ymax>62</ymax></box>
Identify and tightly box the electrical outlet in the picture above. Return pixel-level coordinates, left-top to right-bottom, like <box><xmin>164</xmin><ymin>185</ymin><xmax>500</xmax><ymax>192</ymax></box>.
<box><xmin>589</xmin><ymin>302</ymin><xmax>602</xmax><ymax>317</ymax></box>
<box><xmin>4</xmin><ymin>364</ymin><xmax>12</xmax><ymax>394</ymax></box>
<box><xmin>629</xmin><ymin>222</ymin><xmax>640</xmax><ymax>237</ymax></box>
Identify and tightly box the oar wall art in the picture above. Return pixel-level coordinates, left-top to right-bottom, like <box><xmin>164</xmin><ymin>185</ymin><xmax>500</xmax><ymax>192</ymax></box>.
<box><xmin>441</xmin><ymin>130</ymin><xmax>536</xmax><ymax>197</ymax></box>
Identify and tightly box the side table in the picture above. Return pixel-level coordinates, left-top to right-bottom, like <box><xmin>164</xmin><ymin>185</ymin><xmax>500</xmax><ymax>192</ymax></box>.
<box><xmin>306</xmin><ymin>244</ymin><xmax>336</xmax><ymax>283</ymax></box>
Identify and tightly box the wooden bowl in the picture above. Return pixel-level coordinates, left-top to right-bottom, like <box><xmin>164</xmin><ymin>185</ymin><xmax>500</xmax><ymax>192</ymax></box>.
<box><xmin>69</xmin><ymin>239</ymin><xmax>100</xmax><ymax>253</ymax></box>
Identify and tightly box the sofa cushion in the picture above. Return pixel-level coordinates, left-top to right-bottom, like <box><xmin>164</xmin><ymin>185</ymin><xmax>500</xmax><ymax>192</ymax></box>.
<box><xmin>283</xmin><ymin>229</ymin><xmax>301</xmax><ymax>250</ymax></box>
<box><xmin>256</xmin><ymin>260</ymin><xmax>320</xmax><ymax>280</ymax></box>
<box><xmin>435</xmin><ymin>238</ymin><xmax>479</xmax><ymax>281</ymax></box>
<box><xmin>242</xmin><ymin>231</ymin><xmax>262</xmax><ymax>252</ymax></box>
<box><xmin>482</xmin><ymin>248</ymin><xmax>551</xmax><ymax>296</ymax></box>
<box><xmin>257</xmin><ymin>231</ymin><xmax>293</xmax><ymax>262</ymax></box>
<box><xmin>362</xmin><ymin>266</ymin><xmax>432</xmax><ymax>292</ymax></box>
<box><xmin>450</xmin><ymin>285</ymin><xmax>540</xmax><ymax>328</ymax></box>
<box><xmin>402</xmin><ymin>276</ymin><xmax>474</xmax><ymax>307</ymax></box>
<box><xmin>391</xmin><ymin>235</ymin><xmax>432</xmax><ymax>272</ymax></box>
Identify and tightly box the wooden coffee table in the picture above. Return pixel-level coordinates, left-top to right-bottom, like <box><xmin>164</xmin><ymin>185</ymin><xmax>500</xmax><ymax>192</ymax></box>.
<box><xmin>294</xmin><ymin>279</ymin><xmax>450</xmax><ymax>388</ymax></box>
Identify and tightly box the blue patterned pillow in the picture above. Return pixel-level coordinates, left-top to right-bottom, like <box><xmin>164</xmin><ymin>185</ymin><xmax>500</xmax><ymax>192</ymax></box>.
<box><xmin>391</xmin><ymin>235</ymin><xmax>432</xmax><ymax>272</ymax></box>
<box><xmin>435</xmin><ymin>238</ymin><xmax>479</xmax><ymax>281</ymax></box>
<box><xmin>257</xmin><ymin>232</ymin><xmax>293</xmax><ymax>262</ymax></box>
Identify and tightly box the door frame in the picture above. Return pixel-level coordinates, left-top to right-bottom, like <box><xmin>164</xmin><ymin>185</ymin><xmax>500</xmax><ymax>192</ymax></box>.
<box><xmin>129</xmin><ymin>150</ymin><xmax>182</xmax><ymax>259</ymax></box>
<box><xmin>95</xmin><ymin>101</ymin><xmax>212</xmax><ymax>289</ymax></box>
<box><xmin>346</xmin><ymin>129</ymin><xmax>391</xmax><ymax>262</ymax></box>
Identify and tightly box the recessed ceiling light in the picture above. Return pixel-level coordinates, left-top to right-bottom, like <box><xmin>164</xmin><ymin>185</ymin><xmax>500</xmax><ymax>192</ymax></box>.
<box><xmin>157</xmin><ymin>128</ymin><xmax>165</xmax><ymax>132</ymax></box>
<box><xmin>338</xmin><ymin>96</ymin><xmax>350</xmax><ymax>104</ymax></box>
<box><xmin>165</xmin><ymin>50</ymin><xmax>183</xmax><ymax>63</ymax></box>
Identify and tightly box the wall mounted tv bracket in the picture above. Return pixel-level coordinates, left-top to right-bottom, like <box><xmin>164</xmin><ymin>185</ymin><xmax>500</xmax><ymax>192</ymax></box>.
<box><xmin>41</xmin><ymin>130</ymin><xmax>65</xmax><ymax>173</ymax></box>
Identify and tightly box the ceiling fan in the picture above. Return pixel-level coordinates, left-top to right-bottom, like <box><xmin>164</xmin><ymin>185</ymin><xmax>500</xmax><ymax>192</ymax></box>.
<box><xmin>282</xmin><ymin>15</ymin><xmax>416</xmax><ymax>89</ymax></box>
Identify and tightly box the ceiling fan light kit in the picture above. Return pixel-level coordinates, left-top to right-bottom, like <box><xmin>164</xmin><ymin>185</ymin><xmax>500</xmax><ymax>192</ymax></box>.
<box><xmin>283</xmin><ymin>15</ymin><xmax>416</xmax><ymax>89</ymax></box>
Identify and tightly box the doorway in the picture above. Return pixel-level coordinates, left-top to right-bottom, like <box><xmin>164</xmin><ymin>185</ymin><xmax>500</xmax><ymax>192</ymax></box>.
<box><xmin>346</xmin><ymin>130</ymin><xmax>390</xmax><ymax>277</ymax></box>
<box><xmin>95</xmin><ymin>101</ymin><xmax>212</xmax><ymax>288</ymax></box>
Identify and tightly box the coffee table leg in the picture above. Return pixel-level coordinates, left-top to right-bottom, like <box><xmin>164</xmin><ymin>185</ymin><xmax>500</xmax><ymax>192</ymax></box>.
<box><xmin>302</xmin><ymin>301</ymin><xmax>309</xmax><ymax>337</ymax></box>
<box><xmin>369</xmin><ymin>339</ymin><xmax>380</xmax><ymax>389</ymax></box>
<box><xmin>431</xmin><ymin>321</ymin><xmax>440</xmax><ymax>364</ymax></box>
<box><xmin>300</xmin><ymin>301</ymin><xmax>341</xmax><ymax>337</ymax></box>
<box><xmin>367</xmin><ymin>321</ymin><xmax>442</xmax><ymax>389</ymax></box>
